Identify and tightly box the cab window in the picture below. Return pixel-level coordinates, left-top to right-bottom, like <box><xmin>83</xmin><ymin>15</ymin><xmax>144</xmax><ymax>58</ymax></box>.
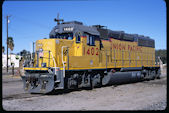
<box><xmin>50</xmin><ymin>33</ymin><xmax>73</xmax><ymax>39</ymax></box>
<box><xmin>87</xmin><ymin>34</ymin><xmax>95</xmax><ymax>46</ymax></box>
<box><xmin>75</xmin><ymin>32</ymin><xmax>81</xmax><ymax>43</ymax></box>
<box><xmin>76</xmin><ymin>35</ymin><xmax>81</xmax><ymax>43</ymax></box>
<box><xmin>90</xmin><ymin>36</ymin><xmax>95</xmax><ymax>45</ymax></box>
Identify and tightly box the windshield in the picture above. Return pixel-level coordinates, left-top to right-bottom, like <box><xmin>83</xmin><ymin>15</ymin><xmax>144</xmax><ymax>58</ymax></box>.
<box><xmin>50</xmin><ymin>33</ymin><xmax>73</xmax><ymax>40</ymax></box>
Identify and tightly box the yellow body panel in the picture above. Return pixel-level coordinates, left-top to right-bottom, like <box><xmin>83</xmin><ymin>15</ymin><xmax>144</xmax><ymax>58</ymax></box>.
<box><xmin>28</xmin><ymin>36</ymin><xmax>158</xmax><ymax>71</ymax></box>
<box><xmin>35</xmin><ymin>39</ymin><xmax>57</xmax><ymax>68</ymax></box>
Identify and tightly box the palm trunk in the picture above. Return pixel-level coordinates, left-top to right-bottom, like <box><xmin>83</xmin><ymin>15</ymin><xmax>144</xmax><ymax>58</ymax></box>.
<box><xmin>10</xmin><ymin>50</ymin><xmax>11</xmax><ymax>67</ymax></box>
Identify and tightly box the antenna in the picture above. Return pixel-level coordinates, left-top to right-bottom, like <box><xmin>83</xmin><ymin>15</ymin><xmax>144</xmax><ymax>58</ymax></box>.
<box><xmin>54</xmin><ymin>13</ymin><xmax>64</xmax><ymax>25</ymax></box>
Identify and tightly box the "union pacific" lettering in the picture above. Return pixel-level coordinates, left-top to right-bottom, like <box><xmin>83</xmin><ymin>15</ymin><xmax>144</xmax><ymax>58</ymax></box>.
<box><xmin>112</xmin><ymin>43</ymin><xmax>142</xmax><ymax>52</ymax></box>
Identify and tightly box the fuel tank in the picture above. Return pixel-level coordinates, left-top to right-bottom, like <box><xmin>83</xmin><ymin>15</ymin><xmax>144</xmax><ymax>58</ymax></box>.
<box><xmin>102</xmin><ymin>71</ymin><xmax>143</xmax><ymax>85</ymax></box>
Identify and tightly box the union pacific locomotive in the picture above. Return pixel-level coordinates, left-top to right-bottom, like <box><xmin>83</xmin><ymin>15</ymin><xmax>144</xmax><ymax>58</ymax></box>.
<box><xmin>21</xmin><ymin>17</ymin><xmax>161</xmax><ymax>94</ymax></box>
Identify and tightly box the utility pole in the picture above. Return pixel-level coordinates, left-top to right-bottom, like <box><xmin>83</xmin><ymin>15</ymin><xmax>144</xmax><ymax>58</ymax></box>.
<box><xmin>32</xmin><ymin>42</ymin><xmax>35</xmax><ymax>66</ymax></box>
<box><xmin>30</xmin><ymin>42</ymin><xmax>35</xmax><ymax>60</ymax></box>
<box><xmin>33</xmin><ymin>42</ymin><xmax>35</xmax><ymax>53</ymax></box>
<box><xmin>32</xmin><ymin>42</ymin><xmax>35</xmax><ymax>59</ymax></box>
<box><xmin>6</xmin><ymin>15</ymin><xmax>11</xmax><ymax>73</ymax></box>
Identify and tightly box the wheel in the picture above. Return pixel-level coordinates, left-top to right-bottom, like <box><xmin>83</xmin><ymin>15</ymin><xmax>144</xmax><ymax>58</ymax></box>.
<box><xmin>146</xmin><ymin>70</ymin><xmax>151</xmax><ymax>81</ymax></box>
<box><xmin>156</xmin><ymin>69</ymin><xmax>161</xmax><ymax>79</ymax></box>
<box><xmin>89</xmin><ymin>74</ymin><xmax>94</xmax><ymax>90</ymax></box>
<box><xmin>91</xmin><ymin>74</ymin><xmax>101</xmax><ymax>88</ymax></box>
<box><xmin>142</xmin><ymin>69</ymin><xmax>148</xmax><ymax>81</ymax></box>
<box><xmin>151</xmin><ymin>70</ymin><xmax>156</xmax><ymax>80</ymax></box>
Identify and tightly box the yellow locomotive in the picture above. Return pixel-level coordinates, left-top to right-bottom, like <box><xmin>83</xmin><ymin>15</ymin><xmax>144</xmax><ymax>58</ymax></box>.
<box><xmin>22</xmin><ymin>18</ymin><xmax>160</xmax><ymax>94</ymax></box>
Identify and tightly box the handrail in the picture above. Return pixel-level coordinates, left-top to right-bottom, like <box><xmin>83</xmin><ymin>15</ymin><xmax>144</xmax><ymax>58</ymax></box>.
<box><xmin>39</xmin><ymin>50</ymin><xmax>57</xmax><ymax>68</ymax></box>
<box><xmin>36</xmin><ymin>50</ymin><xmax>57</xmax><ymax>75</ymax></box>
<box><xmin>50</xmin><ymin>51</ymin><xmax>57</xmax><ymax>75</ymax></box>
<box><xmin>49</xmin><ymin>51</ymin><xmax>57</xmax><ymax>68</ymax></box>
<box><xmin>62</xmin><ymin>46</ymin><xmax>68</xmax><ymax>77</ymax></box>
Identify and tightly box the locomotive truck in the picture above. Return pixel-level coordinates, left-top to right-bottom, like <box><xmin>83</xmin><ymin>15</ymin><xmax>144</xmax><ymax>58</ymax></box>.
<box><xmin>21</xmin><ymin>18</ymin><xmax>161</xmax><ymax>94</ymax></box>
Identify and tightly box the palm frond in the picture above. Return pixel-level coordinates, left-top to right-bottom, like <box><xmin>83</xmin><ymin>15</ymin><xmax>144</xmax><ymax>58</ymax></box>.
<box><xmin>7</xmin><ymin>37</ymin><xmax>14</xmax><ymax>51</ymax></box>
<box><xmin>2</xmin><ymin>46</ymin><xmax>5</xmax><ymax>53</ymax></box>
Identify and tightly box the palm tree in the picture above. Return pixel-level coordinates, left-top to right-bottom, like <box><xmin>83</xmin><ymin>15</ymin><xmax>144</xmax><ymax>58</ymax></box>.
<box><xmin>7</xmin><ymin>37</ymin><xmax>14</xmax><ymax>51</ymax></box>
<box><xmin>2</xmin><ymin>46</ymin><xmax>5</xmax><ymax>53</ymax></box>
<box><xmin>2</xmin><ymin>46</ymin><xmax>5</xmax><ymax>67</ymax></box>
<box><xmin>7</xmin><ymin>37</ymin><xmax>14</xmax><ymax>66</ymax></box>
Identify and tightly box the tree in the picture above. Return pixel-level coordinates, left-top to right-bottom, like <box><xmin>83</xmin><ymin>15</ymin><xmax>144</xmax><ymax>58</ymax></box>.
<box><xmin>18</xmin><ymin>49</ymin><xmax>31</xmax><ymax>67</ymax></box>
<box><xmin>7</xmin><ymin>37</ymin><xmax>14</xmax><ymax>66</ymax></box>
<box><xmin>2</xmin><ymin>46</ymin><xmax>5</xmax><ymax>53</ymax></box>
<box><xmin>18</xmin><ymin>49</ymin><xmax>31</xmax><ymax>60</ymax></box>
<box><xmin>7</xmin><ymin>37</ymin><xmax>14</xmax><ymax>51</ymax></box>
<box><xmin>155</xmin><ymin>49</ymin><xmax>167</xmax><ymax>64</ymax></box>
<box><xmin>2</xmin><ymin>46</ymin><xmax>5</xmax><ymax>67</ymax></box>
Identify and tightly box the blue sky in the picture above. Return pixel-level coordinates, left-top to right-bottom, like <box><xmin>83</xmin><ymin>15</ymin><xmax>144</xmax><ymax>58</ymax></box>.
<box><xmin>2</xmin><ymin>0</ymin><xmax>166</xmax><ymax>54</ymax></box>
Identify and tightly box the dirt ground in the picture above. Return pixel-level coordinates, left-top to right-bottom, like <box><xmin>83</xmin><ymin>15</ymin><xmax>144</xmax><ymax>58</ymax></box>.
<box><xmin>2</xmin><ymin>69</ymin><xmax>167</xmax><ymax>111</ymax></box>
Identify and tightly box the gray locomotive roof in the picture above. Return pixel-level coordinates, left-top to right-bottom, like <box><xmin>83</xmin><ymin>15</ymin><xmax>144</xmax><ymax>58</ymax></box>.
<box><xmin>49</xmin><ymin>21</ymin><xmax>100</xmax><ymax>36</ymax></box>
<box><xmin>49</xmin><ymin>20</ymin><xmax>155</xmax><ymax>48</ymax></box>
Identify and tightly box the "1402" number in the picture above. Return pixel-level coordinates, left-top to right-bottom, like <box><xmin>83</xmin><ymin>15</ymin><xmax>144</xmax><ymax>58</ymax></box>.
<box><xmin>84</xmin><ymin>47</ymin><xmax>99</xmax><ymax>55</ymax></box>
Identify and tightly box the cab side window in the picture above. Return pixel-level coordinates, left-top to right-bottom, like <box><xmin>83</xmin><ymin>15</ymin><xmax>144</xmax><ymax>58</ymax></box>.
<box><xmin>87</xmin><ymin>34</ymin><xmax>95</xmax><ymax>46</ymax></box>
<box><xmin>90</xmin><ymin>35</ymin><xmax>95</xmax><ymax>45</ymax></box>
<box><xmin>87</xmin><ymin>34</ymin><xmax>90</xmax><ymax>45</ymax></box>
<box><xmin>76</xmin><ymin>35</ymin><xmax>81</xmax><ymax>43</ymax></box>
<box><xmin>76</xmin><ymin>32</ymin><xmax>81</xmax><ymax>43</ymax></box>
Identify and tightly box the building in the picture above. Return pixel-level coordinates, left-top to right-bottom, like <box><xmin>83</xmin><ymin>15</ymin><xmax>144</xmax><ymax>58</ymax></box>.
<box><xmin>2</xmin><ymin>53</ymin><xmax>22</xmax><ymax>68</ymax></box>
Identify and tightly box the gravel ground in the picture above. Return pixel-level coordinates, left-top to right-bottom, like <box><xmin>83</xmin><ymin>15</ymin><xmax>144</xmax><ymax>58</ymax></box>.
<box><xmin>143</xmin><ymin>100</ymin><xmax>167</xmax><ymax>110</ymax></box>
<box><xmin>3</xmin><ymin>75</ymin><xmax>167</xmax><ymax>111</ymax></box>
<box><xmin>2</xmin><ymin>75</ymin><xmax>24</xmax><ymax>98</ymax></box>
<box><xmin>2</xmin><ymin>66</ymin><xmax>167</xmax><ymax>111</ymax></box>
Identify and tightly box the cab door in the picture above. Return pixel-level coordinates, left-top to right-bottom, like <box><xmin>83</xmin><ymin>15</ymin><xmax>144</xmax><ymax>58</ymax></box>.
<box><xmin>74</xmin><ymin>31</ymin><xmax>83</xmax><ymax>56</ymax></box>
